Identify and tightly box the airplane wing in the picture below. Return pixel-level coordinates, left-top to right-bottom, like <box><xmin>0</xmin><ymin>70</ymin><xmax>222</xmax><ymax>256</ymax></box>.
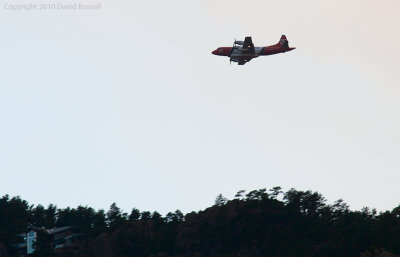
<box><xmin>241</xmin><ymin>37</ymin><xmax>255</xmax><ymax>54</ymax></box>
<box><xmin>238</xmin><ymin>57</ymin><xmax>253</xmax><ymax>65</ymax></box>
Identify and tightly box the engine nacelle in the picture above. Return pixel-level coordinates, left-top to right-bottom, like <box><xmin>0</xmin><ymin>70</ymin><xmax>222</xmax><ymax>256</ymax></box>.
<box><xmin>235</xmin><ymin>41</ymin><xmax>244</xmax><ymax>45</ymax></box>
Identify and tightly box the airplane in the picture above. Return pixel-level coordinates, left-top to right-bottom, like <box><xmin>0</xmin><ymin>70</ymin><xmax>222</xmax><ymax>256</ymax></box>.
<box><xmin>212</xmin><ymin>35</ymin><xmax>295</xmax><ymax>65</ymax></box>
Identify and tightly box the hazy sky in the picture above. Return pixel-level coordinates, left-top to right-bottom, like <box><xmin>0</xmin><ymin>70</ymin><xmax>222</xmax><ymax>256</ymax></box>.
<box><xmin>1</xmin><ymin>0</ymin><xmax>400</xmax><ymax>215</ymax></box>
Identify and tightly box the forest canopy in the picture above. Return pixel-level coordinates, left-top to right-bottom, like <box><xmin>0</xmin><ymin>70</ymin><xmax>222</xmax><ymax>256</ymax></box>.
<box><xmin>1</xmin><ymin>187</ymin><xmax>400</xmax><ymax>257</ymax></box>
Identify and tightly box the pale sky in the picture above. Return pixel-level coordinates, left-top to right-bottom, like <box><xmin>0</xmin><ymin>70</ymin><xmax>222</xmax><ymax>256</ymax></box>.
<box><xmin>1</xmin><ymin>0</ymin><xmax>400</xmax><ymax>215</ymax></box>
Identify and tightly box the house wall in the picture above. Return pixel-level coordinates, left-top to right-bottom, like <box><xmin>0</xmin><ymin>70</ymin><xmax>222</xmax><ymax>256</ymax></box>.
<box><xmin>26</xmin><ymin>231</ymin><xmax>36</xmax><ymax>254</ymax></box>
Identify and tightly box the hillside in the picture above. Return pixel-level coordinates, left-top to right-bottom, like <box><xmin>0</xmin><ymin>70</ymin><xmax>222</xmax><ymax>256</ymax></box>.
<box><xmin>1</xmin><ymin>188</ymin><xmax>400</xmax><ymax>257</ymax></box>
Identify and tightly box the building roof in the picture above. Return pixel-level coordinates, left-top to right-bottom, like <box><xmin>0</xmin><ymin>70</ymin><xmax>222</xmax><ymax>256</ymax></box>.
<box><xmin>27</xmin><ymin>226</ymin><xmax>75</xmax><ymax>235</ymax></box>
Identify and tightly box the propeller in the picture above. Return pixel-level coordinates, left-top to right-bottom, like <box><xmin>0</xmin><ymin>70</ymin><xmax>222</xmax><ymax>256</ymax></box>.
<box><xmin>230</xmin><ymin>38</ymin><xmax>236</xmax><ymax>65</ymax></box>
<box><xmin>233</xmin><ymin>38</ymin><xmax>240</xmax><ymax>49</ymax></box>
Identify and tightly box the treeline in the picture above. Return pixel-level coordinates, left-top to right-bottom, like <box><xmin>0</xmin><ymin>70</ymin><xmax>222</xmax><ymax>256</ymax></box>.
<box><xmin>0</xmin><ymin>196</ymin><xmax>184</xmax><ymax>253</ymax></box>
<box><xmin>1</xmin><ymin>187</ymin><xmax>400</xmax><ymax>257</ymax></box>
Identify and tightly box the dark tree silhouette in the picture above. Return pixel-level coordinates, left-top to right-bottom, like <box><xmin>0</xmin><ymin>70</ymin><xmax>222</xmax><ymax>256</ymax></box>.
<box><xmin>214</xmin><ymin>194</ymin><xmax>227</xmax><ymax>206</ymax></box>
<box><xmin>129</xmin><ymin>208</ymin><xmax>140</xmax><ymax>221</ymax></box>
<box><xmin>31</xmin><ymin>231</ymin><xmax>55</xmax><ymax>257</ymax></box>
<box><xmin>107</xmin><ymin>203</ymin><xmax>126</xmax><ymax>231</ymax></box>
<box><xmin>0</xmin><ymin>187</ymin><xmax>400</xmax><ymax>257</ymax></box>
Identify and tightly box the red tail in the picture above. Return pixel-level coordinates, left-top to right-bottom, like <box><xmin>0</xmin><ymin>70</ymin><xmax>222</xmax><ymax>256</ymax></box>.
<box><xmin>279</xmin><ymin>35</ymin><xmax>289</xmax><ymax>48</ymax></box>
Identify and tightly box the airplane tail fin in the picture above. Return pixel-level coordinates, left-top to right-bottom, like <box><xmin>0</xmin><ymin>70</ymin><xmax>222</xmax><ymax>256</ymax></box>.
<box><xmin>279</xmin><ymin>35</ymin><xmax>289</xmax><ymax>49</ymax></box>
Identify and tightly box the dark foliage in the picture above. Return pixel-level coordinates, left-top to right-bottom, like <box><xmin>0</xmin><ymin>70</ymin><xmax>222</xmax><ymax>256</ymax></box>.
<box><xmin>1</xmin><ymin>187</ymin><xmax>400</xmax><ymax>257</ymax></box>
<box><xmin>31</xmin><ymin>231</ymin><xmax>55</xmax><ymax>257</ymax></box>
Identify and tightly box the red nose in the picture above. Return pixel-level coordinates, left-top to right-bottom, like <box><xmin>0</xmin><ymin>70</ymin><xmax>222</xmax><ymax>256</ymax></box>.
<box><xmin>212</xmin><ymin>49</ymin><xmax>218</xmax><ymax>55</ymax></box>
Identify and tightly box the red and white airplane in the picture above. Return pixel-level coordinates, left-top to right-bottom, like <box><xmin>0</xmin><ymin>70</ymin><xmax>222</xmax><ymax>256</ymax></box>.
<box><xmin>212</xmin><ymin>35</ymin><xmax>295</xmax><ymax>65</ymax></box>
